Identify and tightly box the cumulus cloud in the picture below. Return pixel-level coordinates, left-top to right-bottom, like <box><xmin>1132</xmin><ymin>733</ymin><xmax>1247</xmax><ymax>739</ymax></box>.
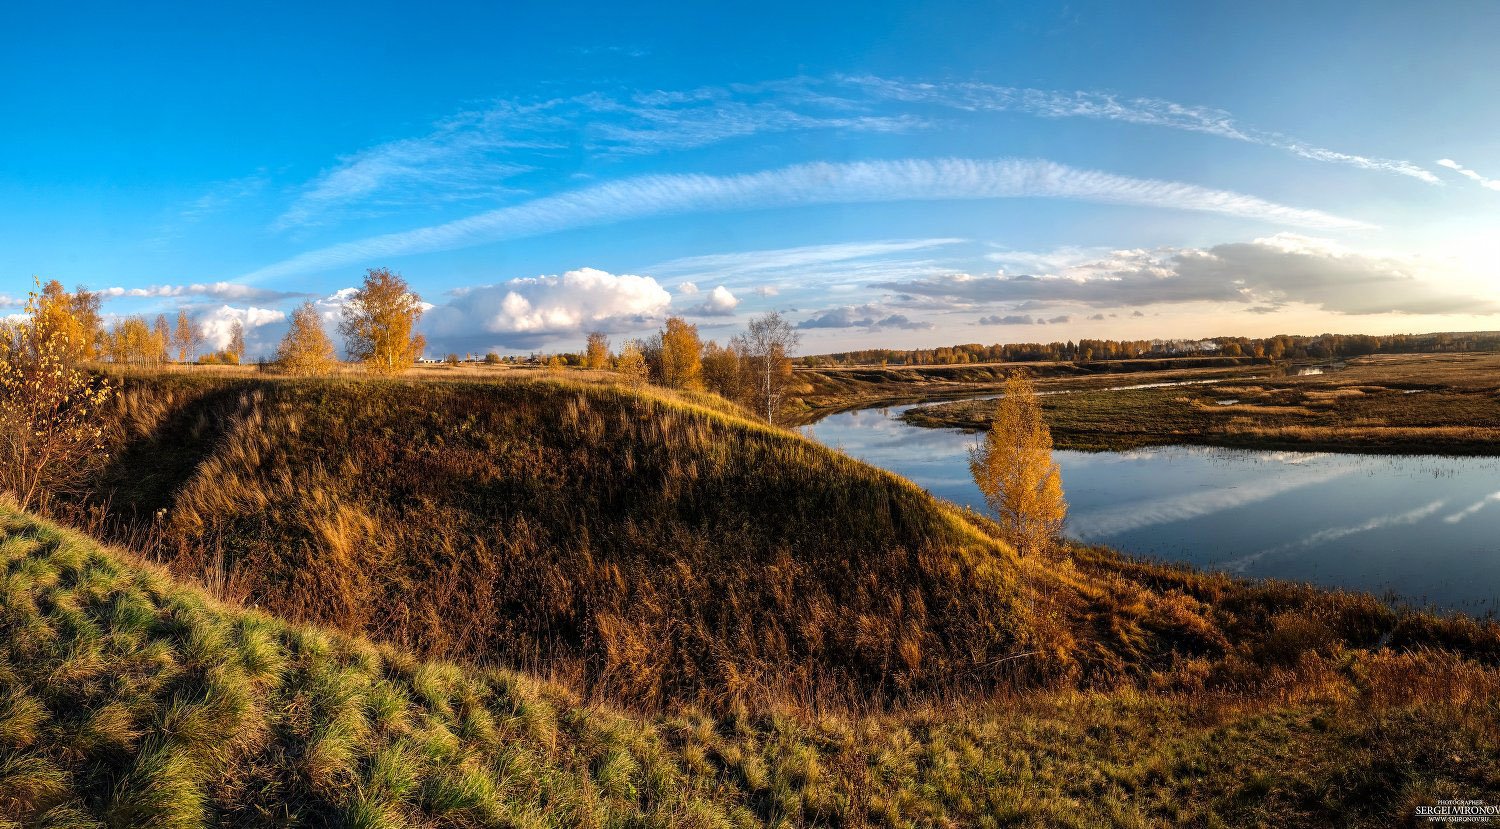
<box><xmin>243</xmin><ymin>158</ymin><xmax>1369</xmax><ymax>282</ymax></box>
<box><xmin>882</xmin><ymin>235</ymin><xmax>1500</xmax><ymax>316</ymax></box>
<box><xmin>100</xmin><ymin>282</ymin><xmax>308</xmax><ymax>302</ymax></box>
<box><xmin>195</xmin><ymin>305</ymin><xmax>286</xmax><ymax>351</ymax></box>
<box><xmin>423</xmin><ymin>268</ymin><xmax>671</xmax><ymax>350</ymax></box>
<box><xmin>798</xmin><ymin>305</ymin><xmax>933</xmax><ymax>331</ymax></box>
<box><xmin>676</xmin><ymin>281</ymin><xmax>700</xmax><ymax>295</ymax></box>
<box><xmin>684</xmin><ymin>285</ymin><xmax>740</xmax><ymax>316</ymax></box>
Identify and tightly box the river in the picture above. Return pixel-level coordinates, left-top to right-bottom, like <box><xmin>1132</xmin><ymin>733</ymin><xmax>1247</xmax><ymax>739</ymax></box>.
<box><xmin>802</xmin><ymin>399</ymin><xmax>1500</xmax><ymax>615</ymax></box>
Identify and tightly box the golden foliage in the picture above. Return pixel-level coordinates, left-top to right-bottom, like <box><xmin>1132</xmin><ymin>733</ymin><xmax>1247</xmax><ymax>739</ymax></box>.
<box><xmin>0</xmin><ymin>282</ymin><xmax>113</xmax><ymax>510</ymax></box>
<box><xmin>275</xmin><ymin>303</ymin><xmax>338</xmax><ymax>376</ymax></box>
<box><xmin>968</xmin><ymin>373</ymin><xmax>1067</xmax><ymax>556</ymax></box>
<box><xmin>584</xmin><ymin>330</ymin><xmax>611</xmax><ymax>370</ymax></box>
<box><xmin>615</xmin><ymin>340</ymin><xmax>650</xmax><ymax>386</ymax></box>
<box><xmin>33</xmin><ymin>280</ymin><xmax>103</xmax><ymax>362</ymax></box>
<box><xmin>655</xmin><ymin>316</ymin><xmax>703</xmax><ymax>390</ymax></box>
<box><xmin>338</xmin><ymin>268</ymin><xmax>426</xmax><ymax>375</ymax></box>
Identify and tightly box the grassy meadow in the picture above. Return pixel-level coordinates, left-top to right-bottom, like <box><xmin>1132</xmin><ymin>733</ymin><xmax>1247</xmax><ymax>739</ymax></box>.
<box><xmin>2</xmin><ymin>366</ymin><xmax>1498</xmax><ymax>825</ymax></box>
<box><xmin>899</xmin><ymin>352</ymin><xmax>1500</xmax><ymax>454</ymax></box>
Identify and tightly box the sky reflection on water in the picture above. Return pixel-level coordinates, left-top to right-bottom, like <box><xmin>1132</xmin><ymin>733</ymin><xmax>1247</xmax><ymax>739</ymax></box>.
<box><xmin>804</xmin><ymin>402</ymin><xmax>1500</xmax><ymax>614</ymax></box>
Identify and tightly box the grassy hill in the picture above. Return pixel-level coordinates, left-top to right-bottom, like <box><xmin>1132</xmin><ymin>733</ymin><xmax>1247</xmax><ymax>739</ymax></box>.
<box><xmin>64</xmin><ymin>373</ymin><xmax>1500</xmax><ymax>714</ymax></box>
<box><xmin>4</xmin><ymin>507</ymin><xmax>1499</xmax><ymax>827</ymax></box>
<box><xmin>86</xmin><ymin>373</ymin><xmax>1068</xmax><ymax>707</ymax></box>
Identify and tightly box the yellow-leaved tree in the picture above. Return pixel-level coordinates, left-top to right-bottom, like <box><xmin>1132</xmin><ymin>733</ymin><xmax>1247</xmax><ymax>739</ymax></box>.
<box><xmin>968</xmin><ymin>372</ymin><xmax>1067</xmax><ymax>556</ymax></box>
<box><xmin>0</xmin><ymin>281</ymin><xmax>113</xmax><ymax>511</ymax></box>
<box><xmin>654</xmin><ymin>316</ymin><xmax>703</xmax><ymax>390</ymax></box>
<box><xmin>584</xmin><ymin>330</ymin><xmax>612</xmax><ymax>370</ymax></box>
<box><xmin>339</xmin><ymin>268</ymin><xmax>426</xmax><ymax>375</ymax></box>
<box><xmin>615</xmin><ymin>339</ymin><xmax>650</xmax><ymax>386</ymax></box>
<box><xmin>275</xmin><ymin>302</ymin><xmax>339</xmax><ymax>376</ymax></box>
<box><xmin>34</xmin><ymin>280</ymin><xmax>103</xmax><ymax>362</ymax></box>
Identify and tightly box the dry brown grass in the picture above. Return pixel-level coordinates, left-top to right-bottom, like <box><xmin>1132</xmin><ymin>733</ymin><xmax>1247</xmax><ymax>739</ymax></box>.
<box><xmin>906</xmin><ymin>352</ymin><xmax>1500</xmax><ymax>454</ymax></box>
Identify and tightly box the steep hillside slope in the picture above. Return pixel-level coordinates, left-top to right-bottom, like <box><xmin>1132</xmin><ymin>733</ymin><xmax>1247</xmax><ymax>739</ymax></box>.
<box><xmin>4</xmin><ymin>509</ymin><xmax>1498</xmax><ymax>828</ymax></box>
<box><xmin>88</xmin><ymin>375</ymin><xmax>1071</xmax><ymax>706</ymax></box>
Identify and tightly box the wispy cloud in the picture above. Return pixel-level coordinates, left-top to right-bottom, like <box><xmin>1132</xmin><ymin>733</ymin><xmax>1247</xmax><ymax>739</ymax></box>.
<box><xmin>847</xmin><ymin>76</ymin><xmax>1440</xmax><ymax>184</ymax></box>
<box><xmin>276</xmin><ymin>83</ymin><xmax>926</xmax><ymax>229</ymax></box>
<box><xmin>1436</xmin><ymin>158</ymin><xmax>1500</xmax><ymax>191</ymax></box>
<box><xmin>651</xmin><ymin>238</ymin><xmax>966</xmax><ymax>278</ymax></box>
<box><xmin>244</xmin><ymin>158</ymin><xmax>1370</xmax><ymax>282</ymax></box>
<box><xmin>100</xmin><ymin>282</ymin><xmax>311</xmax><ymax>302</ymax></box>
<box><xmin>276</xmin><ymin>75</ymin><xmax>1430</xmax><ymax>230</ymax></box>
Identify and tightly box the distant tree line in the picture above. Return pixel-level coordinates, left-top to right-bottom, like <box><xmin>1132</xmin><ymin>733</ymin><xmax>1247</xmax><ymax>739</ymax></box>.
<box><xmin>799</xmin><ymin>331</ymin><xmax>1500</xmax><ymax>367</ymax></box>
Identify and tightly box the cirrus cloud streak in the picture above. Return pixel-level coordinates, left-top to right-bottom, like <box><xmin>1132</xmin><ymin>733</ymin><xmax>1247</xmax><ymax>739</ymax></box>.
<box><xmin>242</xmin><ymin>158</ymin><xmax>1370</xmax><ymax>282</ymax></box>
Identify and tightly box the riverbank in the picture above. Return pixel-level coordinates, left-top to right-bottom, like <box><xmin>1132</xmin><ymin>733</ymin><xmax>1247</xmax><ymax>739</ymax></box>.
<box><xmin>898</xmin><ymin>352</ymin><xmax>1500</xmax><ymax>455</ymax></box>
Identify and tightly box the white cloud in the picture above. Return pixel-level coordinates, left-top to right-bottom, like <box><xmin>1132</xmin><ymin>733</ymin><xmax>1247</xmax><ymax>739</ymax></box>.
<box><xmin>1436</xmin><ymin>158</ymin><xmax>1500</xmax><ymax>191</ymax></box>
<box><xmin>676</xmin><ymin>281</ymin><xmax>700</xmax><ymax>295</ymax></box>
<box><xmin>196</xmin><ymin>304</ymin><xmax>286</xmax><ymax>351</ymax></box>
<box><xmin>100</xmin><ymin>282</ymin><xmax>307</xmax><ymax>302</ymax></box>
<box><xmin>884</xmin><ymin>234</ymin><xmax>1499</xmax><ymax>316</ymax></box>
<box><xmin>424</xmin><ymin>268</ymin><xmax>671</xmax><ymax>347</ymax></box>
<box><xmin>684</xmin><ymin>285</ymin><xmax>740</xmax><ymax>316</ymax></box>
<box><xmin>243</xmin><ymin>158</ymin><xmax>1370</xmax><ymax>282</ymax></box>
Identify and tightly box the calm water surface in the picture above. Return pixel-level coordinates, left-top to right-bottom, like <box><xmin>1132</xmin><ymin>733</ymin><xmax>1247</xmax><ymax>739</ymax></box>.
<box><xmin>804</xmin><ymin>401</ymin><xmax>1500</xmax><ymax>614</ymax></box>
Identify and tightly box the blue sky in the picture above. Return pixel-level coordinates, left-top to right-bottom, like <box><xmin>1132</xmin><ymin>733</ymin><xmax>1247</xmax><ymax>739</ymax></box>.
<box><xmin>3</xmin><ymin>0</ymin><xmax>1499</xmax><ymax>356</ymax></box>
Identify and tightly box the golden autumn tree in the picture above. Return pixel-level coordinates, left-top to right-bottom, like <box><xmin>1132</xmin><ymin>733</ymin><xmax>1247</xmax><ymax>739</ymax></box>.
<box><xmin>275</xmin><ymin>303</ymin><xmax>339</xmax><ymax>376</ymax></box>
<box><xmin>614</xmin><ymin>339</ymin><xmax>650</xmax><ymax>386</ymax></box>
<box><xmin>968</xmin><ymin>373</ymin><xmax>1067</xmax><ymax>556</ymax></box>
<box><xmin>151</xmin><ymin>314</ymin><xmax>172</xmax><ymax>363</ymax></box>
<box><xmin>584</xmin><ymin>330</ymin><xmax>612</xmax><ymax>370</ymax></box>
<box><xmin>339</xmin><ymin>268</ymin><xmax>426</xmax><ymax>375</ymax></box>
<box><xmin>0</xmin><ymin>281</ymin><xmax>113</xmax><ymax>511</ymax></box>
<box><xmin>172</xmin><ymin>308</ymin><xmax>201</xmax><ymax>363</ymax></box>
<box><xmin>107</xmin><ymin>316</ymin><xmax>156</xmax><ymax>365</ymax></box>
<box><xmin>654</xmin><ymin>316</ymin><xmax>703</xmax><ymax>390</ymax></box>
<box><xmin>701</xmin><ymin>339</ymin><xmax>749</xmax><ymax>404</ymax></box>
<box><xmin>33</xmin><ymin>280</ymin><xmax>102</xmax><ymax>362</ymax></box>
